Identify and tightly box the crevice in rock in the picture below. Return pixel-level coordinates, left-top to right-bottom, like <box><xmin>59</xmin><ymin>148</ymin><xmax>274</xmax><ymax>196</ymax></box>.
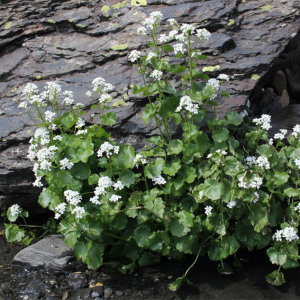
<box><xmin>250</xmin><ymin>29</ymin><xmax>300</xmax><ymax>133</ymax></box>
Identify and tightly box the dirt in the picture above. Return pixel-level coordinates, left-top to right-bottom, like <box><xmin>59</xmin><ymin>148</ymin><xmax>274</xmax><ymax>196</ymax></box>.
<box><xmin>1</xmin><ymin>222</ymin><xmax>300</xmax><ymax>300</ymax></box>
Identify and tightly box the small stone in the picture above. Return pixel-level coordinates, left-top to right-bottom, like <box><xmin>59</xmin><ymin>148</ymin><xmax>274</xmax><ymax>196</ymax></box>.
<box><xmin>115</xmin><ymin>291</ymin><xmax>123</xmax><ymax>296</ymax></box>
<box><xmin>104</xmin><ymin>287</ymin><xmax>113</xmax><ymax>299</ymax></box>
<box><xmin>62</xmin><ymin>291</ymin><xmax>70</xmax><ymax>300</ymax></box>
<box><xmin>168</xmin><ymin>276</ymin><xmax>173</xmax><ymax>280</ymax></box>
<box><xmin>68</xmin><ymin>272</ymin><xmax>88</xmax><ymax>290</ymax></box>
<box><xmin>91</xmin><ymin>291</ymin><xmax>100</xmax><ymax>297</ymax></box>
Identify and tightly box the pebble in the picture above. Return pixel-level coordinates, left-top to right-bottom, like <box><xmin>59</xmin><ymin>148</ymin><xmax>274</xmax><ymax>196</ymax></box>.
<box><xmin>115</xmin><ymin>291</ymin><xmax>123</xmax><ymax>296</ymax></box>
<box><xmin>104</xmin><ymin>287</ymin><xmax>113</xmax><ymax>299</ymax></box>
<box><xmin>68</xmin><ymin>272</ymin><xmax>88</xmax><ymax>290</ymax></box>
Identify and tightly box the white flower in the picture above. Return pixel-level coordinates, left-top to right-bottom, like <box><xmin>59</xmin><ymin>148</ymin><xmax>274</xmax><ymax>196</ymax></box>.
<box><xmin>75</xmin><ymin>118</ymin><xmax>85</xmax><ymax>128</ymax></box>
<box><xmin>274</xmin><ymin>129</ymin><xmax>287</xmax><ymax>140</ymax></box>
<box><xmin>74</xmin><ymin>103</ymin><xmax>84</xmax><ymax>109</ymax></box>
<box><xmin>173</xmin><ymin>43</ymin><xmax>186</xmax><ymax>55</ymax></box>
<box><xmin>158</xmin><ymin>34</ymin><xmax>169</xmax><ymax>44</ymax></box>
<box><xmin>110</xmin><ymin>194</ymin><xmax>122</xmax><ymax>203</ymax></box>
<box><xmin>196</xmin><ymin>28</ymin><xmax>211</xmax><ymax>40</ymax></box>
<box><xmin>64</xmin><ymin>190</ymin><xmax>82</xmax><ymax>206</ymax></box>
<box><xmin>128</xmin><ymin>50</ymin><xmax>141</xmax><ymax>62</ymax></box>
<box><xmin>137</xmin><ymin>26</ymin><xmax>147</xmax><ymax>35</ymax></box>
<box><xmin>294</xmin><ymin>203</ymin><xmax>300</xmax><ymax>213</ymax></box>
<box><xmin>253</xmin><ymin>191</ymin><xmax>260</xmax><ymax>203</ymax></box>
<box><xmin>90</xmin><ymin>195</ymin><xmax>101</xmax><ymax>205</ymax></box>
<box><xmin>167</xmin><ymin>18</ymin><xmax>178</xmax><ymax>27</ymax></box>
<box><xmin>175</xmin><ymin>33</ymin><xmax>187</xmax><ymax>42</ymax></box>
<box><xmin>168</xmin><ymin>30</ymin><xmax>178</xmax><ymax>40</ymax></box>
<box><xmin>71</xmin><ymin>206</ymin><xmax>85</xmax><ymax>219</ymax></box>
<box><xmin>227</xmin><ymin>200</ymin><xmax>237</xmax><ymax>209</ymax></box>
<box><xmin>95</xmin><ymin>176</ymin><xmax>114</xmax><ymax>196</ymax></box>
<box><xmin>86</xmin><ymin>91</ymin><xmax>92</xmax><ymax>98</ymax></box>
<box><xmin>269</xmin><ymin>138</ymin><xmax>274</xmax><ymax>145</ymax></box>
<box><xmin>292</xmin><ymin>124</ymin><xmax>300</xmax><ymax>138</ymax></box>
<box><xmin>97</xmin><ymin>142</ymin><xmax>119</xmax><ymax>158</ymax></box>
<box><xmin>149</xmin><ymin>11</ymin><xmax>163</xmax><ymax>23</ymax></box>
<box><xmin>76</xmin><ymin>129</ymin><xmax>88</xmax><ymax>135</ymax></box>
<box><xmin>60</xmin><ymin>158</ymin><xmax>74</xmax><ymax>170</ymax></box>
<box><xmin>207</xmin><ymin>153</ymin><xmax>212</xmax><ymax>158</ymax></box>
<box><xmin>273</xmin><ymin>227</ymin><xmax>299</xmax><ymax>242</ymax></box>
<box><xmin>34</xmin><ymin>128</ymin><xmax>50</xmax><ymax>145</ymax></box>
<box><xmin>256</xmin><ymin>155</ymin><xmax>270</xmax><ymax>169</ymax></box>
<box><xmin>53</xmin><ymin>135</ymin><xmax>63</xmax><ymax>141</ymax></box>
<box><xmin>207</xmin><ymin>79</ymin><xmax>220</xmax><ymax>91</ymax></box>
<box><xmin>99</xmin><ymin>93</ymin><xmax>110</xmax><ymax>103</ymax></box>
<box><xmin>44</xmin><ymin>111</ymin><xmax>56</xmax><ymax>122</ymax></box>
<box><xmin>180</xmin><ymin>23</ymin><xmax>195</xmax><ymax>35</ymax></box>
<box><xmin>113</xmin><ymin>180</ymin><xmax>125</xmax><ymax>191</ymax></box>
<box><xmin>134</xmin><ymin>154</ymin><xmax>147</xmax><ymax>167</ymax></box>
<box><xmin>252</xmin><ymin>114</ymin><xmax>272</xmax><ymax>131</ymax></box>
<box><xmin>217</xmin><ymin>74</ymin><xmax>229</xmax><ymax>81</ymax></box>
<box><xmin>245</xmin><ymin>156</ymin><xmax>256</xmax><ymax>168</ymax></box>
<box><xmin>176</xmin><ymin>96</ymin><xmax>199</xmax><ymax>115</ymax></box>
<box><xmin>9</xmin><ymin>204</ymin><xmax>21</xmax><ymax>217</ymax></box>
<box><xmin>199</xmin><ymin>190</ymin><xmax>204</xmax><ymax>199</ymax></box>
<box><xmin>33</xmin><ymin>177</ymin><xmax>43</xmax><ymax>187</ymax></box>
<box><xmin>63</xmin><ymin>91</ymin><xmax>74</xmax><ymax>105</ymax></box>
<box><xmin>295</xmin><ymin>159</ymin><xmax>300</xmax><ymax>169</ymax></box>
<box><xmin>204</xmin><ymin>206</ymin><xmax>212</xmax><ymax>216</ymax></box>
<box><xmin>18</xmin><ymin>101</ymin><xmax>28</xmax><ymax>109</ymax></box>
<box><xmin>152</xmin><ymin>175</ymin><xmax>166</xmax><ymax>185</ymax></box>
<box><xmin>22</xmin><ymin>83</ymin><xmax>39</xmax><ymax>97</ymax></box>
<box><xmin>150</xmin><ymin>70</ymin><xmax>163</xmax><ymax>81</ymax></box>
<box><xmin>54</xmin><ymin>203</ymin><xmax>67</xmax><ymax>219</ymax></box>
<box><xmin>92</xmin><ymin>77</ymin><xmax>106</xmax><ymax>92</ymax></box>
<box><xmin>146</xmin><ymin>52</ymin><xmax>157</xmax><ymax>62</ymax></box>
<box><xmin>102</xmin><ymin>83</ymin><xmax>114</xmax><ymax>92</ymax></box>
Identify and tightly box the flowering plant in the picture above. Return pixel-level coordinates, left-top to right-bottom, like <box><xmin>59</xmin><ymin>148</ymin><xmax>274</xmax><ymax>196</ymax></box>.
<box><xmin>5</xmin><ymin>12</ymin><xmax>300</xmax><ymax>290</ymax></box>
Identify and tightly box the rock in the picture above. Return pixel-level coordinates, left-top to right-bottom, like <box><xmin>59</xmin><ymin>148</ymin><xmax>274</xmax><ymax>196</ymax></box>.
<box><xmin>103</xmin><ymin>287</ymin><xmax>113</xmax><ymax>299</ymax></box>
<box><xmin>0</xmin><ymin>0</ymin><xmax>299</xmax><ymax>212</ymax></box>
<box><xmin>70</xmin><ymin>286</ymin><xmax>104</xmax><ymax>300</ymax></box>
<box><xmin>21</xmin><ymin>279</ymin><xmax>49</xmax><ymax>300</ymax></box>
<box><xmin>260</xmin><ymin>87</ymin><xmax>274</xmax><ymax>108</ymax></box>
<box><xmin>272</xmin><ymin>70</ymin><xmax>287</xmax><ymax>94</ymax></box>
<box><xmin>67</xmin><ymin>272</ymin><xmax>88</xmax><ymax>290</ymax></box>
<box><xmin>285</xmin><ymin>65</ymin><xmax>300</xmax><ymax>98</ymax></box>
<box><xmin>13</xmin><ymin>235</ymin><xmax>75</xmax><ymax>272</ymax></box>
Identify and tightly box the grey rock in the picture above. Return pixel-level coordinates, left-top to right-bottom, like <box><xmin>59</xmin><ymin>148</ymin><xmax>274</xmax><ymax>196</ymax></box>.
<box><xmin>272</xmin><ymin>70</ymin><xmax>287</xmax><ymax>94</ymax></box>
<box><xmin>13</xmin><ymin>235</ymin><xmax>75</xmax><ymax>271</ymax></box>
<box><xmin>260</xmin><ymin>87</ymin><xmax>274</xmax><ymax>108</ymax></box>
<box><xmin>21</xmin><ymin>279</ymin><xmax>49</xmax><ymax>300</ymax></box>
<box><xmin>104</xmin><ymin>288</ymin><xmax>113</xmax><ymax>299</ymax></box>
<box><xmin>68</xmin><ymin>272</ymin><xmax>88</xmax><ymax>290</ymax></box>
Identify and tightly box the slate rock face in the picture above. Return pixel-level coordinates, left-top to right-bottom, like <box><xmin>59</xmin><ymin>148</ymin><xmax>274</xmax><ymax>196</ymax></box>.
<box><xmin>13</xmin><ymin>234</ymin><xmax>75</xmax><ymax>271</ymax></box>
<box><xmin>0</xmin><ymin>0</ymin><xmax>299</xmax><ymax>212</ymax></box>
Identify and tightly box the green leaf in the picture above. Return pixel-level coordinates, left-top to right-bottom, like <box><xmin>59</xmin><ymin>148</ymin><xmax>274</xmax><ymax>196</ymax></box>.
<box><xmin>174</xmin><ymin>235</ymin><xmax>198</xmax><ymax>254</ymax></box>
<box><xmin>162</xmin><ymin>44</ymin><xmax>174</xmax><ymax>52</ymax></box>
<box><xmin>86</xmin><ymin>243</ymin><xmax>105</xmax><ymax>269</ymax></box>
<box><xmin>167</xmin><ymin>139</ymin><xmax>183</xmax><ymax>155</ymax></box>
<box><xmin>224</xmin><ymin>156</ymin><xmax>244</xmax><ymax>176</ymax></box>
<box><xmin>273</xmin><ymin>172</ymin><xmax>289</xmax><ymax>186</ymax></box>
<box><xmin>159</xmin><ymin>96</ymin><xmax>180</xmax><ymax>118</ymax></box>
<box><xmin>266</xmin><ymin>270</ymin><xmax>286</xmax><ymax>286</ymax></box>
<box><xmin>112</xmin><ymin>145</ymin><xmax>135</xmax><ymax>169</ymax></box>
<box><xmin>142</xmin><ymin>103</ymin><xmax>157</xmax><ymax>124</ymax></box>
<box><xmin>145</xmin><ymin>197</ymin><xmax>165</xmax><ymax>218</ymax></box>
<box><xmin>163</xmin><ymin>158</ymin><xmax>181</xmax><ymax>176</ymax></box>
<box><xmin>208</xmin><ymin>235</ymin><xmax>239</xmax><ymax>261</ymax></box>
<box><xmin>284</xmin><ymin>188</ymin><xmax>299</xmax><ymax>198</ymax></box>
<box><xmin>88</xmin><ymin>174</ymin><xmax>100</xmax><ymax>185</ymax></box>
<box><xmin>212</xmin><ymin>128</ymin><xmax>229</xmax><ymax>143</ymax></box>
<box><xmin>248</xmin><ymin>203</ymin><xmax>269</xmax><ymax>232</ymax></box>
<box><xmin>194</xmin><ymin>132</ymin><xmax>211</xmax><ymax>156</ymax></box>
<box><xmin>225</xmin><ymin>110</ymin><xmax>243</xmax><ymax>126</ymax></box>
<box><xmin>110</xmin><ymin>213</ymin><xmax>127</xmax><ymax>230</ymax></box>
<box><xmin>144</xmin><ymin>158</ymin><xmax>164</xmax><ymax>178</ymax></box>
<box><xmin>118</xmin><ymin>169</ymin><xmax>139</xmax><ymax>187</ymax></box>
<box><xmin>169</xmin><ymin>275</ymin><xmax>189</xmax><ymax>291</ymax></box>
<box><xmin>146</xmin><ymin>231</ymin><xmax>170</xmax><ymax>251</ymax></box>
<box><xmin>267</xmin><ymin>247</ymin><xmax>287</xmax><ymax>266</ymax></box>
<box><xmin>134</xmin><ymin>224</ymin><xmax>151</xmax><ymax>247</ymax></box>
<box><xmin>204</xmin><ymin>179</ymin><xmax>222</xmax><ymax>200</ymax></box>
<box><xmin>38</xmin><ymin>189</ymin><xmax>53</xmax><ymax>208</ymax></box>
<box><xmin>101</xmin><ymin>112</ymin><xmax>116</xmax><ymax>126</ymax></box>
<box><xmin>71</xmin><ymin>162</ymin><xmax>91</xmax><ymax>180</ymax></box>
<box><xmin>169</xmin><ymin>217</ymin><xmax>190</xmax><ymax>237</ymax></box>
<box><xmin>166</xmin><ymin>64</ymin><xmax>187</xmax><ymax>74</ymax></box>
<box><xmin>5</xmin><ymin>224</ymin><xmax>25</xmax><ymax>243</ymax></box>
<box><xmin>61</xmin><ymin>112</ymin><xmax>77</xmax><ymax>130</ymax></box>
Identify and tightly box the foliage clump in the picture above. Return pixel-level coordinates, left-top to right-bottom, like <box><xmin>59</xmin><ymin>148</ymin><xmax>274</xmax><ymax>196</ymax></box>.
<box><xmin>5</xmin><ymin>12</ymin><xmax>300</xmax><ymax>290</ymax></box>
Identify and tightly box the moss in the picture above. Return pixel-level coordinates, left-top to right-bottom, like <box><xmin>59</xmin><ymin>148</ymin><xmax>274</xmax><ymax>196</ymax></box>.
<box><xmin>77</xmin><ymin>24</ymin><xmax>87</xmax><ymax>28</ymax></box>
<box><xmin>202</xmin><ymin>65</ymin><xmax>220</xmax><ymax>72</ymax></box>
<box><xmin>131</xmin><ymin>0</ymin><xmax>147</xmax><ymax>6</ymax></box>
<box><xmin>35</xmin><ymin>75</ymin><xmax>42</xmax><ymax>80</ymax></box>
<box><xmin>113</xmin><ymin>13</ymin><xmax>120</xmax><ymax>18</ymax></box>
<box><xmin>133</xmin><ymin>11</ymin><xmax>138</xmax><ymax>16</ymax></box>
<box><xmin>101</xmin><ymin>5</ymin><xmax>110</xmax><ymax>13</ymax></box>
<box><xmin>47</xmin><ymin>19</ymin><xmax>56</xmax><ymax>24</ymax></box>
<box><xmin>111</xmin><ymin>44</ymin><xmax>128</xmax><ymax>51</ymax></box>
<box><xmin>113</xmin><ymin>99</ymin><xmax>126</xmax><ymax>107</ymax></box>
<box><xmin>112</xmin><ymin>1</ymin><xmax>127</xmax><ymax>9</ymax></box>
<box><xmin>261</xmin><ymin>4</ymin><xmax>272</xmax><ymax>11</ymax></box>
<box><xmin>227</xmin><ymin>19</ymin><xmax>235</xmax><ymax>26</ymax></box>
<box><xmin>4</xmin><ymin>21</ymin><xmax>12</xmax><ymax>30</ymax></box>
<box><xmin>10</xmin><ymin>87</ymin><xmax>17</xmax><ymax>93</ymax></box>
<box><xmin>251</xmin><ymin>74</ymin><xmax>260</xmax><ymax>80</ymax></box>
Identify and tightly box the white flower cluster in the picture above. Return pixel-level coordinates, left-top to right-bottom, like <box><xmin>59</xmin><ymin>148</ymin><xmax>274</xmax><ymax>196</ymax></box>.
<box><xmin>152</xmin><ymin>175</ymin><xmax>166</xmax><ymax>185</ymax></box>
<box><xmin>273</xmin><ymin>227</ymin><xmax>299</xmax><ymax>242</ymax></box>
<box><xmin>274</xmin><ymin>129</ymin><xmax>287</xmax><ymax>140</ymax></box>
<box><xmin>44</xmin><ymin>111</ymin><xmax>56</xmax><ymax>122</ymax></box>
<box><xmin>59</xmin><ymin>158</ymin><xmax>74</xmax><ymax>170</ymax></box>
<box><xmin>252</xmin><ymin>114</ymin><xmax>272</xmax><ymax>131</ymax></box>
<box><xmin>207</xmin><ymin>79</ymin><xmax>220</xmax><ymax>92</ymax></box>
<box><xmin>75</xmin><ymin>118</ymin><xmax>85</xmax><ymax>129</ymax></box>
<box><xmin>36</xmin><ymin>146</ymin><xmax>58</xmax><ymax>170</ymax></box>
<box><xmin>146</xmin><ymin>52</ymin><xmax>157</xmax><ymax>62</ymax></box>
<box><xmin>256</xmin><ymin>155</ymin><xmax>270</xmax><ymax>169</ymax></box>
<box><xmin>71</xmin><ymin>206</ymin><xmax>85</xmax><ymax>219</ymax></box>
<box><xmin>253</xmin><ymin>191</ymin><xmax>260</xmax><ymax>203</ymax></box>
<box><xmin>217</xmin><ymin>74</ymin><xmax>229</xmax><ymax>81</ymax></box>
<box><xmin>129</xmin><ymin>50</ymin><xmax>141</xmax><ymax>63</ymax></box>
<box><xmin>64</xmin><ymin>190</ymin><xmax>82</xmax><ymax>206</ymax></box>
<box><xmin>90</xmin><ymin>176</ymin><xmax>124</xmax><ymax>205</ymax></box>
<box><xmin>292</xmin><ymin>124</ymin><xmax>300</xmax><ymax>138</ymax></box>
<box><xmin>294</xmin><ymin>202</ymin><xmax>300</xmax><ymax>213</ymax></box>
<box><xmin>173</xmin><ymin>43</ymin><xmax>186</xmax><ymax>55</ymax></box>
<box><xmin>22</xmin><ymin>83</ymin><xmax>39</xmax><ymax>97</ymax></box>
<box><xmin>9</xmin><ymin>204</ymin><xmax>21</xmax><ymax>217</ymax></box>
<box><xmin>62</xmin><ymin>90</ymin><xmax>74</xmax><ymax>105</ymax></box>
<box><xmin>205</xmin><ymin>206</ymin><xmax>212</xmax><ymax>216</ymax></box>
<box><xmin>33</xmin><ymin>128</ymin><xmax>50</xmax><ymax>146</ymax></box>
<box><xmin>134</xmin><ymin>154</ymin><xmax>147</xmax><ymax>167</ymax></box>
<box><xmin>54</xmin><ymin>203</ymin><xmax>67</xmax><ymax>219</ymax></box>
<box><xmin>91</xmin><ymin>77</ymin><xmax>114</xmax><ymax>103</ymax></box>
<box><xmin>44</xmin><ymin>81</ymin><xmax>62</xmax><ymax>103</ymax></box>
<box><xmin>196</xmin><ymin>28</ymin><xmax>211</xmax><ymax>40</ymax></box>
<box><xmin>238</xmin><ymin>175</ymin><xmax>263</xmax><ymax>190</ymax></box>
<box><xmin>227</xmin><ymin>200</ymin><xmax>237</xmax><ymax>209</ymax></box>
<box><xmin>142</xmin><ymin>11</ymin><xmax>163</xmax><ymax>30</ymax></box>
<box><xmin>245</xmin><ymin>156</ymin><xmax>256</xmax><ymax>167</ymax></box>
<box><xmin>295</xmin><ymin>159</ymin><xmax>300</xmax><ymax>169</ymax></box>
<box><xmin>97</xmin><ymin>142</ymin><xmax>119</xmax><ymax>158</ymax></box>
<box><xmin>175</xmin><ymin>96</ymin><xmax>199</xmax><ymax>115</ymax></box>
<box><xmin>150</xmin><ymin>70</ymin><xmax>163</xmax><ymax>81</ymax></box>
